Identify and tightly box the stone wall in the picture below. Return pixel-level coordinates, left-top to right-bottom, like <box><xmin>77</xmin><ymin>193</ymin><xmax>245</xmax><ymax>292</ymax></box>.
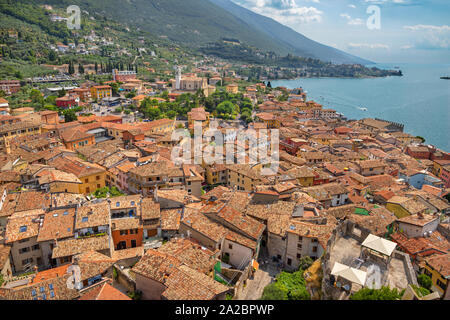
<box><xmin>113</xmin><ymin>264</ymin><xmax>136</xmax><ymax>293</ymax></box>
<box><xmin>392</xmin><ymin>250</ymin><xmax>418</xmax><ymax>286</ymax></box>
<box><xmin>230</xmin><ymin>264</ymin><xmax>253</xmax><ymax>300</ymax></box>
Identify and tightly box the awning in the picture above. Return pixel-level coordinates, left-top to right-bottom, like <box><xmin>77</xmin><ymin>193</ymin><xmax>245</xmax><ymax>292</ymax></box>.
<box><xmin>361</xmin><ymin>234</ymin><xmax>397</xmax><ymax>257</ymax></box>
<box><xmin>331</xmin><ymin>262</ymin><xmax>367</xmax><ymax>286</ymax></box>
<box><xmin>252</xmin><ymin>259</ymin><xmax>259</xmax><ymax>271</ymax></box>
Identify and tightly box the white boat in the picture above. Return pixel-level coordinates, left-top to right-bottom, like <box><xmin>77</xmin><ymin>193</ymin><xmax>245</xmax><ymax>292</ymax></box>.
<box><xmin>358</xmin><ymin>107</ymin><xmax>368</xmax><ymax>111</ymax></box>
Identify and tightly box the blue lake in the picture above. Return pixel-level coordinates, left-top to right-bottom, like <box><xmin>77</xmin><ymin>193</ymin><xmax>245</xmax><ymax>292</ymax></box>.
<box><xmin>271</xmin><ymin>63</ymin><xmax>450</xmax><ymax>152</ymax></box>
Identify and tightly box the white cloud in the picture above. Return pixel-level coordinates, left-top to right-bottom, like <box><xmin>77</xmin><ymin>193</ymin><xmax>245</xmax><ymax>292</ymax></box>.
<box><xmin>404</xmin><ymin>25</ymin><xmax>450</xmax><ymax>32</ymax></box>
<box><xmin>236</xmin><ymin>0</ymin><xmax>323</xmax><ymax>25</ymax></box>
<box><xmin>403</xmin><ymin>25</ymin><xmax>450</xmax><ymax>50</ymax></box>
<box><xmin>364</xmin><ymin>0</ymin><xmax>408</xmax><ymax>3</ymax></box>
<box><xmin>340</xmin><ymin>13</ymin><xmax>364</xmax><ymax>26</ymax></box>
<box><xmin>348</xmin><ymin>43</ymin><xmax>390</xmax><ymax>49</ymax></box>
<box><xmin>348</xmin><ymin>4</ymin><xmax>356</xmax><ymax>9</ymax></box>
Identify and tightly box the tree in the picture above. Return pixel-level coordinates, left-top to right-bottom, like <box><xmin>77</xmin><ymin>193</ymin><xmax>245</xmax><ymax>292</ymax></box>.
<box><xmin>267</xmin><ymin>81</ymin><xmax>272</xmax><ymax>88</ymax></box>
<box><xmin>417</xmin><ymin>274</ymin><xmax>432</xmax><ymax>291</ymax></box>
<box><xmin>260</xmin><ymin>283</ymin><xmax>288</xmax><ymax>300</ymax></box>
<box><xmin>110</xmin><ymin>82</ymin><xmax>120</xmax><ymax>96</ymax></box>
<box><xmin>68</xmin><ymin>61</ymin><xmax>75</xmax><ymax>75</ymax></box>
<box><xmin>125</xmin><ymin>90</ymin><xmax>136</xmax><ymax>99</ymax></box>
<box><xmin>95</xmin><ymin>62</ymin><xmax>98</xmax><ymax>74</ymax></box>
<box><xmin>64</xmin><ymin>109</ymin><xmax>77</xmax><ymax>123</ymax></box>
<box><xmin>261</xmin><ymin>270</ymin><xmax>310</xmax><ymax>300</ymax></box>
<box><xmin>350</xmin><ymin>286</ymin><xmax>403</xmax><ymax>300</ymax></box>
<box><xmin>298</xmin><ymin>256</ymin><xmax>314</xmax><ymax>271</ymax></box>
<box><xmin>416</xmin><ymin>136</ymin><xmax>426</xmax><ymax>143</ymax></box>
<box><xmin>48</xmin><ymin>50</ymin><xmax>57</xmax><ymax>62</ymax></box>
<box><xmin>58</xmin><ymin>89</ymin><xmax>67</xmax><ymax>98</ymax></box>
<box><xmin>78</xmin><ymin>64</ymin><xmax>84</xmax><ymax>74</ymax></box>
<box><xmin>411</xmin><ymin>284</ymin><xmax>431</xmax><ymax>297</ymax></box>
<box><xmin>216</xmin><ymin>101</ymin><xmax>237</xmax><ymax>119</ymax></box>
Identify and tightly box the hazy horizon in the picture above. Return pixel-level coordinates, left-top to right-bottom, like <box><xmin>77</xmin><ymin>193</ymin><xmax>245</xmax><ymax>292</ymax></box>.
<box><xmin>231</xmin><ymin>0</ymin><xmax>450</xmax><ymax>64</ymax></box>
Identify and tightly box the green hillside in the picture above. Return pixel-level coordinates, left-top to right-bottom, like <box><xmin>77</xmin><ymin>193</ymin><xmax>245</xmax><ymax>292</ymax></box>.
<box><xmin>16</xmin><ymin>0</ymin><xmax>292</xmax><ymax>56</ymax></box>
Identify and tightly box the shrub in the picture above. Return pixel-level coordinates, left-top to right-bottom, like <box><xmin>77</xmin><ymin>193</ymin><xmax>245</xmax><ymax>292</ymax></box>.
<box><xmin>418</xmin><ymin>274</ymin><xmax>432</xmax><ymax>291</ymax></box>
<box><xmin>411</xmin><ymin>284</ymin><xmax>431</xmax><ymax>297</ymax></box>
<box><xmin>298</xmin><ymin>256</ymin><xmax>314</xmax><ymax>271</ymax></box>
<box><xmin>350</xmin><ymin>286</ymin><xmax>403</xmax><ymax>300</ymax></box>
<box><xmin>260</xmin><ymin>283</ymin><xmax>289</xmax><ymax>300</ymax></box>
<box><xmin>128</xmin><ymin>290</ymin><xmax>142</xmax><ymax>300</ymax></box>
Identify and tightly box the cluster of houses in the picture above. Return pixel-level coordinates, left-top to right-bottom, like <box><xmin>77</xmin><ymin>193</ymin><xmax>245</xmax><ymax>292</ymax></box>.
<box><xmin>0</xmin><ymin>66</ymin><xmax>449</xmax><ymax>301</ymax></box>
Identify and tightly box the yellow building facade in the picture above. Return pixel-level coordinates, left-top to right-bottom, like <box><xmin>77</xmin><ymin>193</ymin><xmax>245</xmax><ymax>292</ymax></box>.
<box><xmin>90</xmin><ymin>85</ymin><xmax>112</xmax><ymax>100</ymax></box>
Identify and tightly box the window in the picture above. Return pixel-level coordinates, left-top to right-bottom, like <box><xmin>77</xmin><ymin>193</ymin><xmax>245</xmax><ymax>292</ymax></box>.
<box><xmin>424</xmin><ymin>269</ymin><xmax>432</xmax><ymax>278</ymax></box>
<box><xmin>437</xmin><ymin>279</ymin><xmax>446</xmax><ymax>291</ymax></box>
<box><xmin>96</xmin><ymin>176</ymin><xmax>100</xmax><ymax>180</ymax></box>
<box><xmin>22</xmin><ymin>258</ymin><xmax>33</xmax><ymax>265</ymax></box>
<box><xmin>287</xmin><ymin>258</ymin><xmax>292</xmax><ymax>266</ymax></box>
<box><xmin>120</xmin><ymin>230</ymin><xmax>128</xmax><ymax>236</ymax></box>
<box><xmin>85</xmin><ymin>178</ymin><xmax>89</xmax><ymax>183</ymax></box>
<box><xmin>19</xmin><ymin>226</ymin><xmax>27</xmax><ymax>233</ymax></box>
<box><xmin>19</xmin><ymin>247</ymin><xmax>30</xmax><ymax>254</ymax></box>
<box><xmin>18</xmin><ymin>238</ymin><xmax>28</xmax><ymax>244</ymax></box>
<box><xmin>228</xmin><ymin>244</ymin><xmax>233</xmax><ymax>250</ymax></box>
<box><xmin>60</xmin><ymin>256</ymin><xmax>70</xmax><ymax>263</ymax></box>
<box><xmin>82</xmin><ymin>217</ymin><xmax>88</xmax><ymax>223</ymax></box>
<box><xmin>32</xmin><ymin>244</ymin><xmax>40</xmax><ymax>251</ymax></box>
<box><xmin>297</xmin><ymin>254</ymin><xmax>301</xmax><ymax>259</ymax></box>
<box><xmin>312</xmin><ymin>246</ymin><xmax>318</xmax><ymax>253</ymax></box>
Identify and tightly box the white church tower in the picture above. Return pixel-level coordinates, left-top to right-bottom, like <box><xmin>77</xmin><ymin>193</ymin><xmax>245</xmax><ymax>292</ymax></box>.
<box><xmin>175</xmin><ymin>66</ymin><xmax>182</xmax><ymax>90</ymax></box>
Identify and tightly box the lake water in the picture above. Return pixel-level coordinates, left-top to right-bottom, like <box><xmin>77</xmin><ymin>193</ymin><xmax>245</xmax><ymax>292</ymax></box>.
<box><xmin>271</xmin><ymin>63</ymin><xmax>450</xmax><ymax>152</ymax></box>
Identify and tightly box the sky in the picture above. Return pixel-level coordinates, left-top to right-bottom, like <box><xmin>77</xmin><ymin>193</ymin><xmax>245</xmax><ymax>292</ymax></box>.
<box><xmin>231</xmin><ymin>0</ymin><xmax>450</xmax><ymax>63</ymax></box>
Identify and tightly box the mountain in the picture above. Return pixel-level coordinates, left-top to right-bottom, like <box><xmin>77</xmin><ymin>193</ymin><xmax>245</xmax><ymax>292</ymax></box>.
<box><xmin>28</xmin><ymin>0</ymin><xmax>370</xmax><ymax>65</ymax></box>
<box><xmin>209</xmin><ymin>0</ymin><xmax>372</xmax><ymax>65</ymax></box>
